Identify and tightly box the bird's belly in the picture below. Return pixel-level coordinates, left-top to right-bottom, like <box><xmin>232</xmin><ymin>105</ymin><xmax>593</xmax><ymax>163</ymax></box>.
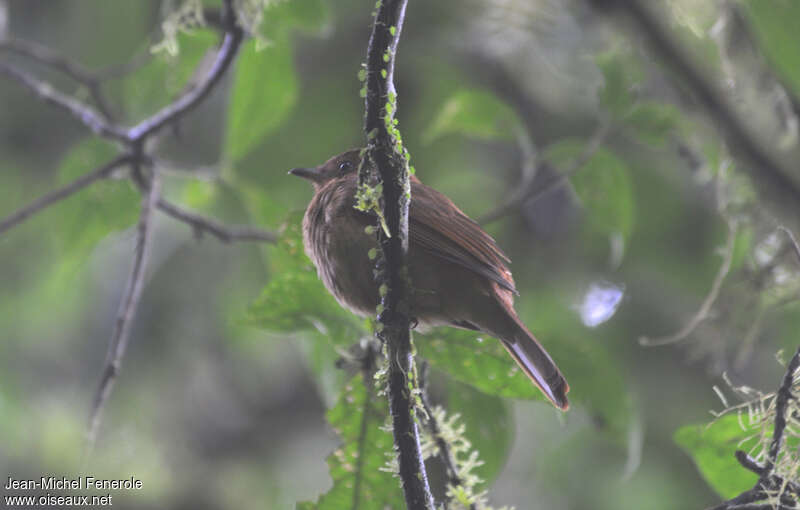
<box><xmin>310</xmin><ymin>220</ymin><xmax>380</xmax><ymax>318</ymax></box>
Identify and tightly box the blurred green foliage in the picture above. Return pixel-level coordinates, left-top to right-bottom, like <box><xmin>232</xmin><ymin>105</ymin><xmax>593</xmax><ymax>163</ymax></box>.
<box><xmin>226</xmin><ymin>39</ymin><xmax>297</xmax><ymax>162</ymax></box>
<box><xmin>2</xmin><ymin>0</ymin><xmax>800</xmax><ymax>509</ymax></box>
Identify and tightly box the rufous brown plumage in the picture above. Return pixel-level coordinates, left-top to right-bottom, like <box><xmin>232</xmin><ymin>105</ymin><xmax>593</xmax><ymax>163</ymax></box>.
<box><xmin>290</xmin><ymin>149</ymin><xmax>569</xmax><ymax>409</ymax></box>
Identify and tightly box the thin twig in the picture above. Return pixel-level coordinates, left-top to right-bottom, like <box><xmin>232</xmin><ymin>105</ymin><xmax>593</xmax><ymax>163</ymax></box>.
<box><xmin>0</xmin><ymin>62</ymin><xmax>127</xmax><ymax>142</ymax></box>
<box><xmin>639</xmin><ymin>220</ymin><xmax>737</xmax><ymax>346</ymax></box>
<box><xmin>778</xmin><ymin>227</ymin><xmax>800</xmax><ymax>266</ymax></box>
<box><xmin>479</xmin><ymin>121</ymin><xmax>611</xmax><ymax>225</ymax></box>
<box><xmin>362</xmin><ymin>0</ymin><xmax>434</xmax><ymax>508</ymax></box>
<box><xmin>0</xmin><ymin>155</ymin><xmax>132</xmax><ymax>235</ymax></box>
<box><xmin>85</xmin><ymin>171</ymin><xmax>161</xmax><ymax>457</ymax></box>
<box><xmin>0</xmin><ymin>37</ymin><xmax>115</xmax><ymax>120</ymax></box>
<box><xmin>156</xmin><ymin>199</ymin><xmax>276</xmax><ymax>243</ymax></box>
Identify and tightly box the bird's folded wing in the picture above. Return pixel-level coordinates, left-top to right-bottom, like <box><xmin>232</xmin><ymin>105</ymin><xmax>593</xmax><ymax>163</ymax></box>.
<box><xmin>409</xmin><ymin>178</ymin><xmax>517</xmax><ymax>295</ymax></box>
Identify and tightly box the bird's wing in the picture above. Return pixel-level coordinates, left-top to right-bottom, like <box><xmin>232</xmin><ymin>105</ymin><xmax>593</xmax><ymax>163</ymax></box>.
<box><xmin>409</xmin><ymin>177</ymin><xmax>517</xmax><ymax>295</ymax></box>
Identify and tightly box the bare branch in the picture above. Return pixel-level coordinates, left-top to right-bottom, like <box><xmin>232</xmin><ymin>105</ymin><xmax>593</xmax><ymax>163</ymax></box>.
<box><xmin>0</xmin><ymin>62</ymin><xmax>127</xmax><ymax>142</ymax></box>
<box><xmin>479</xmin><ymin>121</ymin><xmax>611</xmax><ymax>225</ymax></box>
<box><xmin>1</xmin><ymin>0</ymin><xmax>266</xmax><ymax>454</ymax></box>
<box><xmin>0</xmin><ymin>37</ymin><xmax>116</xmax><ymax>120</ymax></box>
<box><xmin>127</xmin><ymin>1</ymin><xmax>243</xmax><ymax>142</ymax></box>
<box><xmin>156</xmin><ymin>198</ymin><xmax>276</xmax><ymax>243</ymax></box>
<box><xmin>640</xmin><ymin>220</ymin><xmax>737</xmax><ymax>346</ymax></box>
<box><xmin>86</xmin><ymin>171</ymin><xmax>161</xmax><ymax>457</ymax></box>
<box><xmin>0</xmin><ymin>155</ymin><xmax>132</xmax><ymax>235</ymax></box>
<box><xmin>0</xmin><ymin>0</ymin><xmax>241</xmax><ymax>145</ymax></box>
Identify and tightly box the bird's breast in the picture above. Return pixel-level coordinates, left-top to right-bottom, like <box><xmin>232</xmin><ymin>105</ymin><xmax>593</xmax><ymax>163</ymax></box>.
<box><xmin>303</xmin><ymin>184</ymin><xmax>379</xmax><ymax>317</ymax></box>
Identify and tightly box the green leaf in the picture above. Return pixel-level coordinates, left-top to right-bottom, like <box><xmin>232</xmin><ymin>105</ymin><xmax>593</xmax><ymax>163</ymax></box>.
<box><xmin>225</xmin><ymin>38</ymin><xmax>298</xmax><ymax>162</ymax></box>
<box><xmin>674</xmin><ymin>414</ymin><xmax>759</xmax><ymax>498</ymax></box>
<box><xmin>123</xmin><ymin>30</ymin><xmax>217</xmax><ymax>119</ymax></box>
<box><xmin>423</xmin><ymin>89</ymin><xmax>520</xmax><ymax>143</ymax></box>
<box><xmin>259</xmin><ymin>0</ymin><xmax>329</xmax><ymax>37</ymax></box>
<box><xmin>244</xmin><ymin>270</ymin><xmax>363</xmax><ymax>347</ymax></box>
<box><xmin>54</xmin><ymin>138</ymin><xmax>139</xmax><ymax>258</ymax></box>
<box><xmin>245</xmin><ymin>215</ymin><xmax>364</xmax><ymax>347</ymax></box>
<box><xmin>545</xmin><ymin>139</ymin><xmax>635</xmax><ymax>240</ymax></box>
<box><xmin>180</xmin><ymin>179</ymin><xmax>217</xmax><ymax>210</ymax></box>
<box><xmin>418</xmin><ymin>328</ymin><xmax>547</xmax><ymax>401</ymax></box>
<box><xmin>624</xmin><ymin>102</ymin><xmax>683</xmax><ymax>146</ymax></box>
<box><xmin>595</xmin><ymin>49</ymin><xmax>641</xmax><ymax>117</ymax></box>
<box><xmin>446</xmin><ymin>379</ymin><xmax>512</xmax><ymax>487</ymax></box>
<box><xmin>298</xmin><ymin>374</ymin><xmax>402</xmax><ymax>510</ymax></box>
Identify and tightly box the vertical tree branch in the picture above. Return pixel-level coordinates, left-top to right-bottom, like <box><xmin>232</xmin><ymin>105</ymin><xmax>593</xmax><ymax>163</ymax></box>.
<box><xmin>361</xmin><ymin>1</ymin><xmax>435</xmax><ymax>508</ymax></box>
<box><xmin>764</xmin><ymin>345</ymin><xmax>800</xmax><ymax>473</ymax></box>
<box><xmin>85</xmin><ymin>171</ymin><xmax>160</xmax><ymax>456</ymax></box>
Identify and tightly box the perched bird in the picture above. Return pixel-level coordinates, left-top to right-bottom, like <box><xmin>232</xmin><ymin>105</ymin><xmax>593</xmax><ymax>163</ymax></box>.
<box><xmin>290</xmin><ymin>149</ymin><xmax>569</xmax><ymax>409</ymax></box>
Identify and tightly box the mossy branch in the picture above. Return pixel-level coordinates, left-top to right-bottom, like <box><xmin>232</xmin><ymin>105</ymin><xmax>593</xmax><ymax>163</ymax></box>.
<box><xmin>359</xmin><ymin>0</ymin><xmax>435</xmax><ymax>509</ymax></box>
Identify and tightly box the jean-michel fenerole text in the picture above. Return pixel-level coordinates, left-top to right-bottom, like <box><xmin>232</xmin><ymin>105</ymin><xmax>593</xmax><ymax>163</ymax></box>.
<box><xmin>4</xmin><ymin>475</ymin><xmax>143</xmax><ymax>491</ymax></box>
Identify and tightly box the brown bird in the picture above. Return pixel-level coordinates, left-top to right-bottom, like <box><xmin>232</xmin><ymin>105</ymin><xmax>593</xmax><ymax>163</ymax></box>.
<box><xmin>290</xmin><ymin>149</ymin><xmax>569</xmax><ymax>410</ymax></box>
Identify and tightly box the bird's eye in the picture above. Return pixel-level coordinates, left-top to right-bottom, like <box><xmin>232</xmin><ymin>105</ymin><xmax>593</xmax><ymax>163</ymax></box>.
<box><xmin>338</xmin><ymin>161</ymin><xmax>353</xmax><ymax>172</ymax></box>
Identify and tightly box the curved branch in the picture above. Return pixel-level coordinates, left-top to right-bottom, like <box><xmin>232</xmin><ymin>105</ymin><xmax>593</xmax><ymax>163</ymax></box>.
<box><xmin>126</xmin><ymin>7</ymin><xmax>243</xmax><ymax>142</ymax></box>
<box><xmin>639</xmin><ymin>220</ymin><xmax>736</xmax><ymax>346</ymax></box>
<box><xmin>362</xmin><ymin>0</ymin><xmax>435</xmax><ymax>508</ymax></box>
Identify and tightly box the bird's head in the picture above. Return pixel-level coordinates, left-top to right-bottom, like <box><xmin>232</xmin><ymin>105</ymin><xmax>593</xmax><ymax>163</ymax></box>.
<box><xmin>289</xmin><ymin>149</ymin><xmax>362</xmax><ymax>189</ymax></box>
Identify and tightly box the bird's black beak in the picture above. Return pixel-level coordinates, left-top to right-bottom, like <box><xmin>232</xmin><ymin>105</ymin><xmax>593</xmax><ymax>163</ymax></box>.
<box><xmin>288</xmin><ymin>167</ymin><xmax>321</xmax><ymax>182</ymax></box>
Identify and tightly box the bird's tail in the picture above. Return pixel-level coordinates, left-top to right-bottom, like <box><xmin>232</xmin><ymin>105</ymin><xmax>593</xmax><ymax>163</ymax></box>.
<box><xmin>500</xmin><ymin>318</ymin><xmax>569</xmax><ymax>410</ymax></box>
